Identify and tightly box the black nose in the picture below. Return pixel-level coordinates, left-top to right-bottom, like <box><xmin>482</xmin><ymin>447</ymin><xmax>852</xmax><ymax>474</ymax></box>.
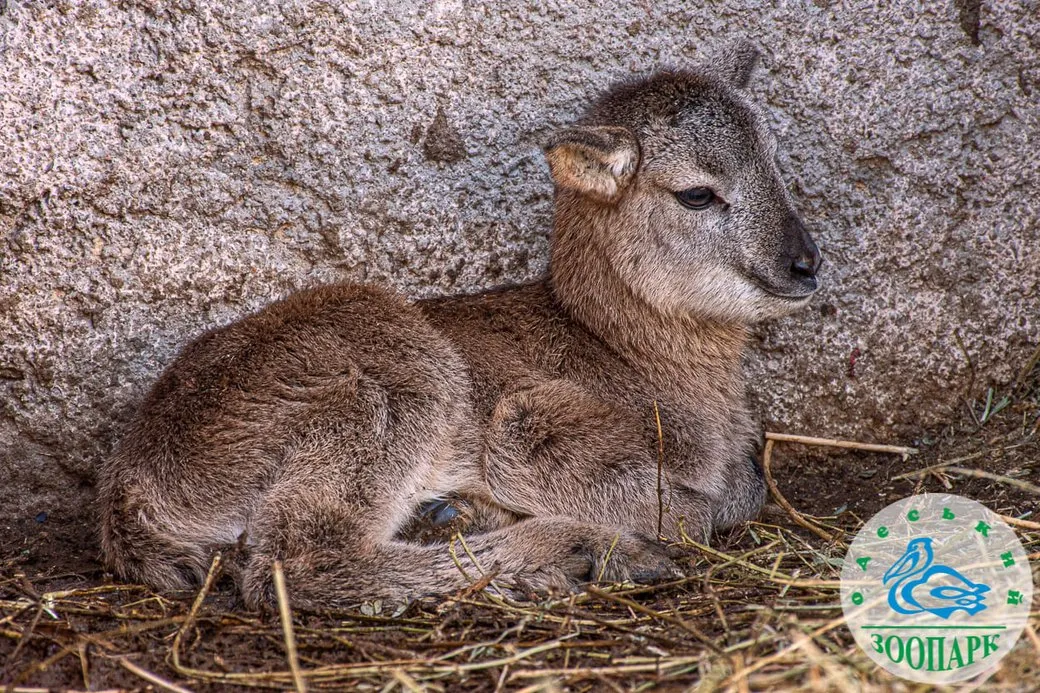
<box><xmin>791</xmin><ymin>249</ymin><xmax>821</xmax><ymax>279</ymax></box>
<box><xmin>786</xmin><ymin>217</ymin><xmax>822</xmax><ymax>280</ymax></box>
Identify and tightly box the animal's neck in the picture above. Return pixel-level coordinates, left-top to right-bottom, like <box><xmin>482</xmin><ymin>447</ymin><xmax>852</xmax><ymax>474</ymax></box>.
<box><xmin>549</xmin><ymin>200</ymin><xmax>749</xmax><ymax>395</ymax></box>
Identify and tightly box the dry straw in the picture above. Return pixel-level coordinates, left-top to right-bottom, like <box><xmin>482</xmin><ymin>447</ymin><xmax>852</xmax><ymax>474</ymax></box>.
<box><xmin>2</xmin><ymin>426</ymin><xmax>1038</xmax><ymax>690</ymax></box>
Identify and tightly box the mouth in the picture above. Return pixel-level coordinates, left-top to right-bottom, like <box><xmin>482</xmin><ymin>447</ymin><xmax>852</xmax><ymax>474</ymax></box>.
<box><xmin>748</xmin><ymin>274</ymin><xmax>819</xmax><ymax>300</ymax></box>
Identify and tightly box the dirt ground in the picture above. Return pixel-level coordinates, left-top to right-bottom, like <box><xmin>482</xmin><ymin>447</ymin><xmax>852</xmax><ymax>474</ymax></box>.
<box><xmin>2</xmin><ymin>376</ymin><xmax>1039</xmax><ymax>691</ymax></box>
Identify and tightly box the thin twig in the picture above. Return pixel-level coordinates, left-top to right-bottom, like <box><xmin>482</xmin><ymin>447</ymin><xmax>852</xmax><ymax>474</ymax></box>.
<box><xmin>119</xmin><ymin>658</ymin><xmax>195</xmax><ymax>693</ymax></box>
<box><xmin>4</xmin><ymin>643</ymin><xmax>74</xmax><ymax>689</ymax></box>
<box><xmin>765</xmin><ymin>431</ymin><xmax>917</xmax><ymax>456</ymax></box>
<box><xmin>891</xmin><ymin>451</ymin><xmax>988</xmax><ymax>481</ymax></box>
<box><xmin>891</xmin><ymin>441</ymin><xmax>1033</xmax><ymax>482</ymax></box>
<box><xmin>4</xmin><ymin>603</ymin><xmax>44</xmax><ymax>673</ymax></box>
<box><xmin>273</xmin><ymin>560</ymin><xmax>307</xmax><ymax>693</ymax></box>
<box><xmin>954</xmin><ymin>329</ymin><xmax>978</xmax><ymax>413</ymax></box>
<box><xmin>653</xmin><ymin>399</ymin><xmax>666</xmax><ymax>539</ymax></box>
<box><xmin>761</xmin><ymin>440</ymin><xmax>836</xmax><ymax>542</ymax></box>
<box><xmin>943</xmin><ymin>466</ymin><xmax>1040</xmax><ymax>495</ymax></box>
<box><xmin>1012</xmin><ymin>340</ymin><xmax>1040</xmax><ymax>394</ymax></box>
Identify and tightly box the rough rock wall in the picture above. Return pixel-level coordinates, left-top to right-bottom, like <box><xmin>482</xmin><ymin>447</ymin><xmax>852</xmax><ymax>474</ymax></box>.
<box><xmin>1</xmin><ymin>0</ymin><xmax>1038</xmax><ymax>524</ymax></box>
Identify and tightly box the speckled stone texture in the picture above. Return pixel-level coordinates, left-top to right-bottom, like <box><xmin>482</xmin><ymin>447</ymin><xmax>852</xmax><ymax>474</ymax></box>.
<box><xmin>1</xmin><ymin>1</ymin><xmax>1037</xmax><ymax>524</ymax></box>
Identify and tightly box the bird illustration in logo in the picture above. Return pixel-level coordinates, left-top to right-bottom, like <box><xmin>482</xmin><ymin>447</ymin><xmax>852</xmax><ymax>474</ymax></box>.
<box><xmin>882</xmin><ymin>537</ymin><xmax>991</xmax><ymax>618</ymax></box>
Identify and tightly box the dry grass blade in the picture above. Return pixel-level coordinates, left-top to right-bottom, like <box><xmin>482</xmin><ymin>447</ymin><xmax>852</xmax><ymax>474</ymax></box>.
<box><xmin>942</xmin><ymin>466</ymin><xmax>1040</xmax><ymax>495</ymax></box>
<box><xmin>508</xmin><ymin>655</ymin><xmax>703</xmax><ymax>680</ymax></box>
<box><xmin>171</xmin><ymin>553</ymin><xmax>222</xmax><ymax>675</ymax></box>
<box><xmin>119</xmin><ymin>657</ymin><xmax>195</xmax><ymax>693</ymax></box>
<box><xmin>789</xmin><ymin>626</ymin><xmax>857</xmax><ymax>693</ymax></box>
<box><xmin>391</xmin><ymin>668</ymin><xmax>424</xmax><ymax>692</ymax></box>
<box><xmin>595</xmin><ymin>533</ymin><xmax>622</xmax><ymax>583</ymax></box>
<box><xmin>653</xmin><ymin>399</ymin><xmax>666</xmax><ymax>539</ymax></box>
<box><xmin>2</xmin><ymin>413</ymin><xmax>1036</xmax><ymax>691</ymax></box>
<box><xmin>723</xmin><ymin>613</ymin><xmax>850</xmax><ymax>686</ymax></box>
<box><xmin>681</xmin><ymin>536</ymin><xmax>841</xmax><ymax>589</ymax></box>
<box><xmin>8</xmin><ymin>689</ymin><xmax>123</xmax><ymax>693</ymax></box>
<box><xmin>273</xmin><ymin>560</ymin><xmax>308</xmax><ymax>693</ymax></box>
<box><xmin>585</xmin><ymin>586</ymin><xmax>719</xmax><ymax>654</ymax></box>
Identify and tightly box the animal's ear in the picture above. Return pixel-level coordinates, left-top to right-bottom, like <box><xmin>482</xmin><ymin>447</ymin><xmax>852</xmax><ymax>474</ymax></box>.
<box><xmin>544</xmin><ymin>126</ymin><xmax>640</xmax><ymax>203</ymax></box>
<box><xmin>706</xmin><ymin>39</ymin><xmax>761</xmax><ymax>90</ymax></box>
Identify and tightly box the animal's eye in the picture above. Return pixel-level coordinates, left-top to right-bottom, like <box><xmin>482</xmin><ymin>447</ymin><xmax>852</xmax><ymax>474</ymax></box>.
<box><xmin>675</xmin><ymin>187</ymin><xmax>716</xmax><ymax>210</ymax></box>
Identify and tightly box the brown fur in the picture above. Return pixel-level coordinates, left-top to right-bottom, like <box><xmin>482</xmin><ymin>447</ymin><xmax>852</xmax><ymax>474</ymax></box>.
<box><xmin>98</xmin><ymin>42</ymin><xmax>821</xmax><ymax>609</ymax></box>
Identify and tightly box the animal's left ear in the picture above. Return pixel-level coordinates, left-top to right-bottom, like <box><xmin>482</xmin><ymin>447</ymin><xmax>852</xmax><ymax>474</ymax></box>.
<box><xmin>706</xmin><ymin>39</ymin><xmax>761</xmax><ymax>90</ymax></box>
<box><xmin>544</xmin><ymin>126</ymin><xmax>640</xmax><ymax>203</ymax></box>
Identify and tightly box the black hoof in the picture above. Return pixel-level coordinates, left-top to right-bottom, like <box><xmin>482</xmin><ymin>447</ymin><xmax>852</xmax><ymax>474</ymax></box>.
<box><xmin>418</xmin><ymin>499</ymin><xmax>461</xmax><ymax>527</ymax></box>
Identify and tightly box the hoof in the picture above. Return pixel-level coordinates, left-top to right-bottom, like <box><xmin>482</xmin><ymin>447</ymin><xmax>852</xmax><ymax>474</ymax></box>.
<box><xmin>419</xmin><ymin>499</ymin><xmax>462</xmax><ymax>526</ymax></box>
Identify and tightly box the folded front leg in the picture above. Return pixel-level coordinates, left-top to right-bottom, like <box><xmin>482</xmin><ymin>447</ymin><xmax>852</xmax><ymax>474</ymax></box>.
<box><xmin>484</xmin><ymin>380</ymin><xmax>715</xmax><ymax>541</ymax></box>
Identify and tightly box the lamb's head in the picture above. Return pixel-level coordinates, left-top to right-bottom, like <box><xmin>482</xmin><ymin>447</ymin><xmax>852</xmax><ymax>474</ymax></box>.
<box><xmin>546</xmin><ymin>41</ymin><xmax>821</xmax><ymax>323</ymax></box>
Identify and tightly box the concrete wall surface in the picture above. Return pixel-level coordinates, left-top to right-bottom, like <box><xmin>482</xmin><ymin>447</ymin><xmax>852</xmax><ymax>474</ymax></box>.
<box><xmin>2</xmin><ymin>0</ymin><xmax>1038</xmax><ymax>524</ymax></box>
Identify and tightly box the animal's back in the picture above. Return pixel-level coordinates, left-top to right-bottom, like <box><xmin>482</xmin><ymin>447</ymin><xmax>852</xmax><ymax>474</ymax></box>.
<box><xmin>98</xmin><ymin>283</ymin><xmax>474</xmax><ymax>590</ymax></box>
